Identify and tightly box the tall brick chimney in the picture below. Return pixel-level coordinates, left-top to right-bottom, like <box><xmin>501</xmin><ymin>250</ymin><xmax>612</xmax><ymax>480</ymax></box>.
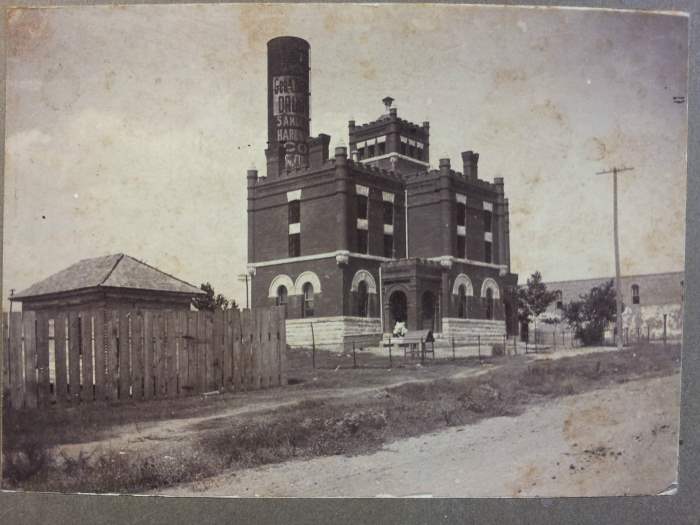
<box><xmin>461</xmin><ymin>151</ymin><xmax>479</xmax><ymax>180</ymax></box>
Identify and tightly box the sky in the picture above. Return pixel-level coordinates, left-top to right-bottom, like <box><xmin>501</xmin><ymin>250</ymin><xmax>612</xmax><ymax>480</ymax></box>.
<box><xmin>4</xmin><ymin>4</ymin><xmax>688</xmax><ymax>309</ymax></box>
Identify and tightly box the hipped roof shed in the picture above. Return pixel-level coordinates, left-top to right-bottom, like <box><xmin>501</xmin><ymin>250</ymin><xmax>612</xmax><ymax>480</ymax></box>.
<box><xmin>11</xmin><ymin>254</ymin><xmax>205</xmax><ymax>312</ymax></box>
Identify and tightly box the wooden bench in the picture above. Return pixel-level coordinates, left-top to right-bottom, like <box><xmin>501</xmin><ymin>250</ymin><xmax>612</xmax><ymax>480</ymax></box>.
<box><xmin>382</xmin><ymin>329</ymin><xmax>435</xmax><ymax>363</ymax></box>
<box><xmin>342</xmin><ymin>333</ymin><xmax>382</xmax><ymax>368</ymax></box>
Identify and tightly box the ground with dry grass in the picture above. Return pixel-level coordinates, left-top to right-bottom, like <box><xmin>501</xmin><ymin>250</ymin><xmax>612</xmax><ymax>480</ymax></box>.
<box><xmin>2</xmin><ymin>342</ymin><xmax>681</xmax><ymax>495</ymax></box>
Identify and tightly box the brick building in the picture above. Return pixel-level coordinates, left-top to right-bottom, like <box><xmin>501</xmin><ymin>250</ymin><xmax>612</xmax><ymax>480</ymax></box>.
<box><xmin>247</xmin><ymin>36</ymin><xmax>518</xmax><ymax>348</ymax></box>
<box><xmin>531</xmin><ymin>272</ymin><xmax>685</xmax><ymax>342</ymax></box>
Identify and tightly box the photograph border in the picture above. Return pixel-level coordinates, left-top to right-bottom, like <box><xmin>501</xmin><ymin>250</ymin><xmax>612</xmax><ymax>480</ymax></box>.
<box><xmin>0</xmin><ymin>0</ymin><xmax>697</xmax><ymax>523</ymax></box>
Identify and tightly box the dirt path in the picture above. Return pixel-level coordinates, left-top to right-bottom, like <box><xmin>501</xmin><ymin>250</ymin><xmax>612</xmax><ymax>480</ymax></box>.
<box><xmin>160</xmin><ymin>373</ymin><xmax>680</xmax><ymax>497</ymax></box>
<box><xmin>59</xmin><ymin>364</ymin><xmax>495</xmax><ymax>457</ymax></box>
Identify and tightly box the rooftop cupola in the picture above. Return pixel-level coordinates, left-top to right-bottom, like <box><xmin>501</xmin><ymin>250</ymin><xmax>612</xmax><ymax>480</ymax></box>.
<box><xmin>348</xmin><ymin>97</ymin><xmax>430</xmax><ymax>175</ymax></box>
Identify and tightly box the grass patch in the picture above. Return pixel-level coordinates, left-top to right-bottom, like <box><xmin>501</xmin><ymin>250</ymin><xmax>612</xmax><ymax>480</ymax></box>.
<box><xmin>3</xmin><ymin>342</ymin><xmax>681</xmax><ymax>493</ymax></box>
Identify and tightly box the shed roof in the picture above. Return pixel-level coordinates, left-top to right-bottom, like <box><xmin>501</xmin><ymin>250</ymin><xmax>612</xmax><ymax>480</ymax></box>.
<box><xmin>11</xmin><ymin>254</ymin><xmax>205</xmax><ymax>300</ymax></box>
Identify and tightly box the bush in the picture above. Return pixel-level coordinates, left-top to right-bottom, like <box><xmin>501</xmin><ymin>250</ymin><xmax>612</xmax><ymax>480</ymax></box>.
<box><xmin>577</xmin><ymin>322</ymin><xmax>606</xmax><ymax>346</ymax></box>
<box><xmin>491</xmin><ymin>343</ymin><xmax>505</xmax><ymax>356</ymax></box>
<box><xmin>2</xmin><ymin>436</ymin><xmax>52</xmax><ymax>485</ymax></box>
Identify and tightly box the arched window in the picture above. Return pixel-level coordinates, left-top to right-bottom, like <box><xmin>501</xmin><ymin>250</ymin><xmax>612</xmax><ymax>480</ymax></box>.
<box><xmin>302</xmin><ymin>282</ymin><xmax>314</xmax><ymax>318</ymax></box>
<box><xmin>632</xmin><ymin>284</ymin><xmax>640</xmax><ymax>305</ymax></box>
<box><xmin>357</xmin><ymin>281</ymin><xmax>369</xmax><ymax>318</ymax></box>
<box><xmin>458</xmin><ymin>284</ymin><xmax>468</xmax><ymax>319</ymax></box>
<box><xmin>276</xmin><ymin>285</ymin><xmax>288</xmax><ymax>315</ymax></box>
<box><xmin>485</xmin><ymin>288</ymin><xmax>494</xmax><ymax>320</ymax></box>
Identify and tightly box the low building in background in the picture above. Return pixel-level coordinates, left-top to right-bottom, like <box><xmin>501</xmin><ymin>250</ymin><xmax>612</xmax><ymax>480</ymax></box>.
<box><xmin>10</xmin><ymin>253</ymin><xmax>205</xmax><ymax>315</ymax></box>
<box><xmin>527</xmin><ymin>271</ymin><xmax>684</xmax><ymax>344</ymax></box>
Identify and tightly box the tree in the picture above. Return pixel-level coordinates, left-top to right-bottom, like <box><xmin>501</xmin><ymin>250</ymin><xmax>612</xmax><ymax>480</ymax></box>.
<box><xmin>563</xmin><ymin>279</ymin><xmax>618</xmax><ymax>346</ymax></box>
<box><xmin>192</xmin><ymin>282</ymin><xmax>238</xmax><ymax>312</ymax></box>
<box><xmin>517</xmin><ymin>271</ymin><xmax>558</xmax><ymax>341</ymax></box>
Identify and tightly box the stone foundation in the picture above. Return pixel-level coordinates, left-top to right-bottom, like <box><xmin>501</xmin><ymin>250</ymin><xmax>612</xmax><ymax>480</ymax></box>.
<box><xmin>440</xmin><ymin>317</ymin><xmax>507</xmax><ymax>344</ymax></box>
<box><xmin>286</xmin><ymin>316</ymin><xmax>382</xmax><ymax>349</ymax></box>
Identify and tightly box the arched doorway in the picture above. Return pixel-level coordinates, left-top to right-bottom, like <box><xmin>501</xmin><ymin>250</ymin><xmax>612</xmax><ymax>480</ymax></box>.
<box><xmin>421</xmin><ymin>291</ymin><xmax>436</xmax><ymax>331</ymax></box>
<box><xmin>389</xmin><ymin>290</ymin><xmax>407</xmax><ymax>328</ymax></box>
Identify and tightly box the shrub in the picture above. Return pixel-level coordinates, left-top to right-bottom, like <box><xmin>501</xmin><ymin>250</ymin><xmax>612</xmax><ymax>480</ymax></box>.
<box><xmin>2</xmin><ymin>436</ymin><xmax>52</xmax><ymax>485</ymax></box>
<box><xmin>491</xmin><ymin>343</ymin><xmax>505</xmax><ymax>357</ymax></box>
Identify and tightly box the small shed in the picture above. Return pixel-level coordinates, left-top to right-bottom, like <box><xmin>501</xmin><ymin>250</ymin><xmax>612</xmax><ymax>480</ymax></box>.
<box><xmin>10</xmin><ymin>253</ymin><xmax>206</xmax><ymax>314</ymax></box>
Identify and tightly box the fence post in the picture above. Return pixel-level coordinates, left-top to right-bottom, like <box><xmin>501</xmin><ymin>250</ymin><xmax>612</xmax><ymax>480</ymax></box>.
<box><xmin>478</xmin><ymin>335</ymin><xmax>481</xmax><ymax>360</ymax></box>
<box><xmin>389</xmin><ymin>342</ymin><xmax>392</xmax><ymax>367</ymax></box>
<box><xmin>451</xmin><ymin>337</ymin><xmax>455</xmax><ymax>361</ymax></box>
<box><xmin>663</xmin><ymin>314</ymin><xmax>667</xmax><ymax>347</ymax></box>
<box><xmin>647</xmin><ymin>325</ymin><xmax>651</xmax><ymax>343</ymax></box>
<box><xmin>353</xmin><ymin>342</ymin><xmax>357</xmax><ymax>369</ymax></box>
<box><xmin>310</xmin><ymin>322</ymin><xmax>316</xmax><ymax>369</ymax></box>
<box><xmin>553</xmin><ymin>330</ymin><xmax>556</xmax><ymax>352</ymax></box>
<box><xmin>513</xmin><ymin>335</ymin><xmax>517</xmax><ymax>355</ymax></box>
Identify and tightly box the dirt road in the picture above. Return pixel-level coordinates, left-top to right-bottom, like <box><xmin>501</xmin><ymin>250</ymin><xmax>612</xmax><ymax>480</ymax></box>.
<box><xmin>161</xmin><ymin>373</ymin><xmax>680</xmax><ymax>497</ymax></box>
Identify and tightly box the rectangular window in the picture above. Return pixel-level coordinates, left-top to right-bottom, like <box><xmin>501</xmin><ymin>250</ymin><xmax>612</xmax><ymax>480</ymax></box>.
<box><xmin>383</xmin><ymin>201</ymin><xmax>394</xmax><ymax>226</ymax></box>
<box><xmin>288</xmin><ymin>200</ymin><xmax>300</xmax><ymax>224</ymax></box>
<box><xmin>367</xmin><ymin>144</ymin><xmax>375</xmax><ymax>158</ymax></box>
<box><xmin>484</xmin><ymin>241</ymin><xmax>492</xmax><ymax>263</ymax></box>
<box><xmin>289</xmin><ymin>233</ymin><xmax>300</xmax><ymax>257</ymax></box>
<box><xmin>408</xmin><ymin>144</ymin><xmax>415</xmax><ymax>158</ymax></box>
<box><xmin>357</xmin><ymin>194</ymin><xmax>368</xmax><ymax>220</ymax></box>
<box><xmin>456</xmin><ymin>202</ymin><xmax>466</xmax><ymax>227</ymax></box>
<box><xmin>383</xmin><ymin>234</ymin><xmax>393</xmax><ymax>258</ymax></box>
<box><xmin>358</xmin><ymin>229</ymin><xmax>369</xmax><ymax>254</ymax></box>
<box><xmin>357</xmin><ymin>147</ymin><xmax>365</xmax><ymax>160</ymax></box>
<box><xmin>400</xmin><ymin>142</ymin><xmax>407</xmax><ymax>155</ymax></box>
<box><xmin>378</xmin><ymin>142</ymin><xmax>386</xmax><ymax>155</ymax></box>
<box><xmin>483</xmin><ymin>209</ymin><xmax>492</xmax><ymax>232</ymax></box>
<box><xmin>457</xmin><ymin>236</ymin><xmax>466</xmax><ymax>259</ymax></box>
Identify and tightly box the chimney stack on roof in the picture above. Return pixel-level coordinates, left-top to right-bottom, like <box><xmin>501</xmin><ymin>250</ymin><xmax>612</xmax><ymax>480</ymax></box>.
<box><xmin>461</xmin><ymin>151</ymin><xmax>479</xmax><ymax>179</ymax></box>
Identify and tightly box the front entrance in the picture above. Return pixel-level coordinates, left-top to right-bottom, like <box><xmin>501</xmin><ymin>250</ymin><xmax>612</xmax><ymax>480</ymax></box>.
<box><xmin>389</xmin><ymin>290</ymin><xmax>407</xmax><ymax>328</ymax></box>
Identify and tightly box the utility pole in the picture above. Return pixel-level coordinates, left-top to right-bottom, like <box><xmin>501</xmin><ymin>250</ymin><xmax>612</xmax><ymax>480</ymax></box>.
<box><xmin>596</xmin><ymin>166</ymin><xmax>634</xmax><ymax>351</ymax></box>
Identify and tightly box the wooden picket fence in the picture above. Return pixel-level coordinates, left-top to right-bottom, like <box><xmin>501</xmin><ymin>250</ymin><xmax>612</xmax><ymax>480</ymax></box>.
<box><xmin>1</xmin><ymin>307</ymin><xmax>287</xmax><ymax>410</ymax></box>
